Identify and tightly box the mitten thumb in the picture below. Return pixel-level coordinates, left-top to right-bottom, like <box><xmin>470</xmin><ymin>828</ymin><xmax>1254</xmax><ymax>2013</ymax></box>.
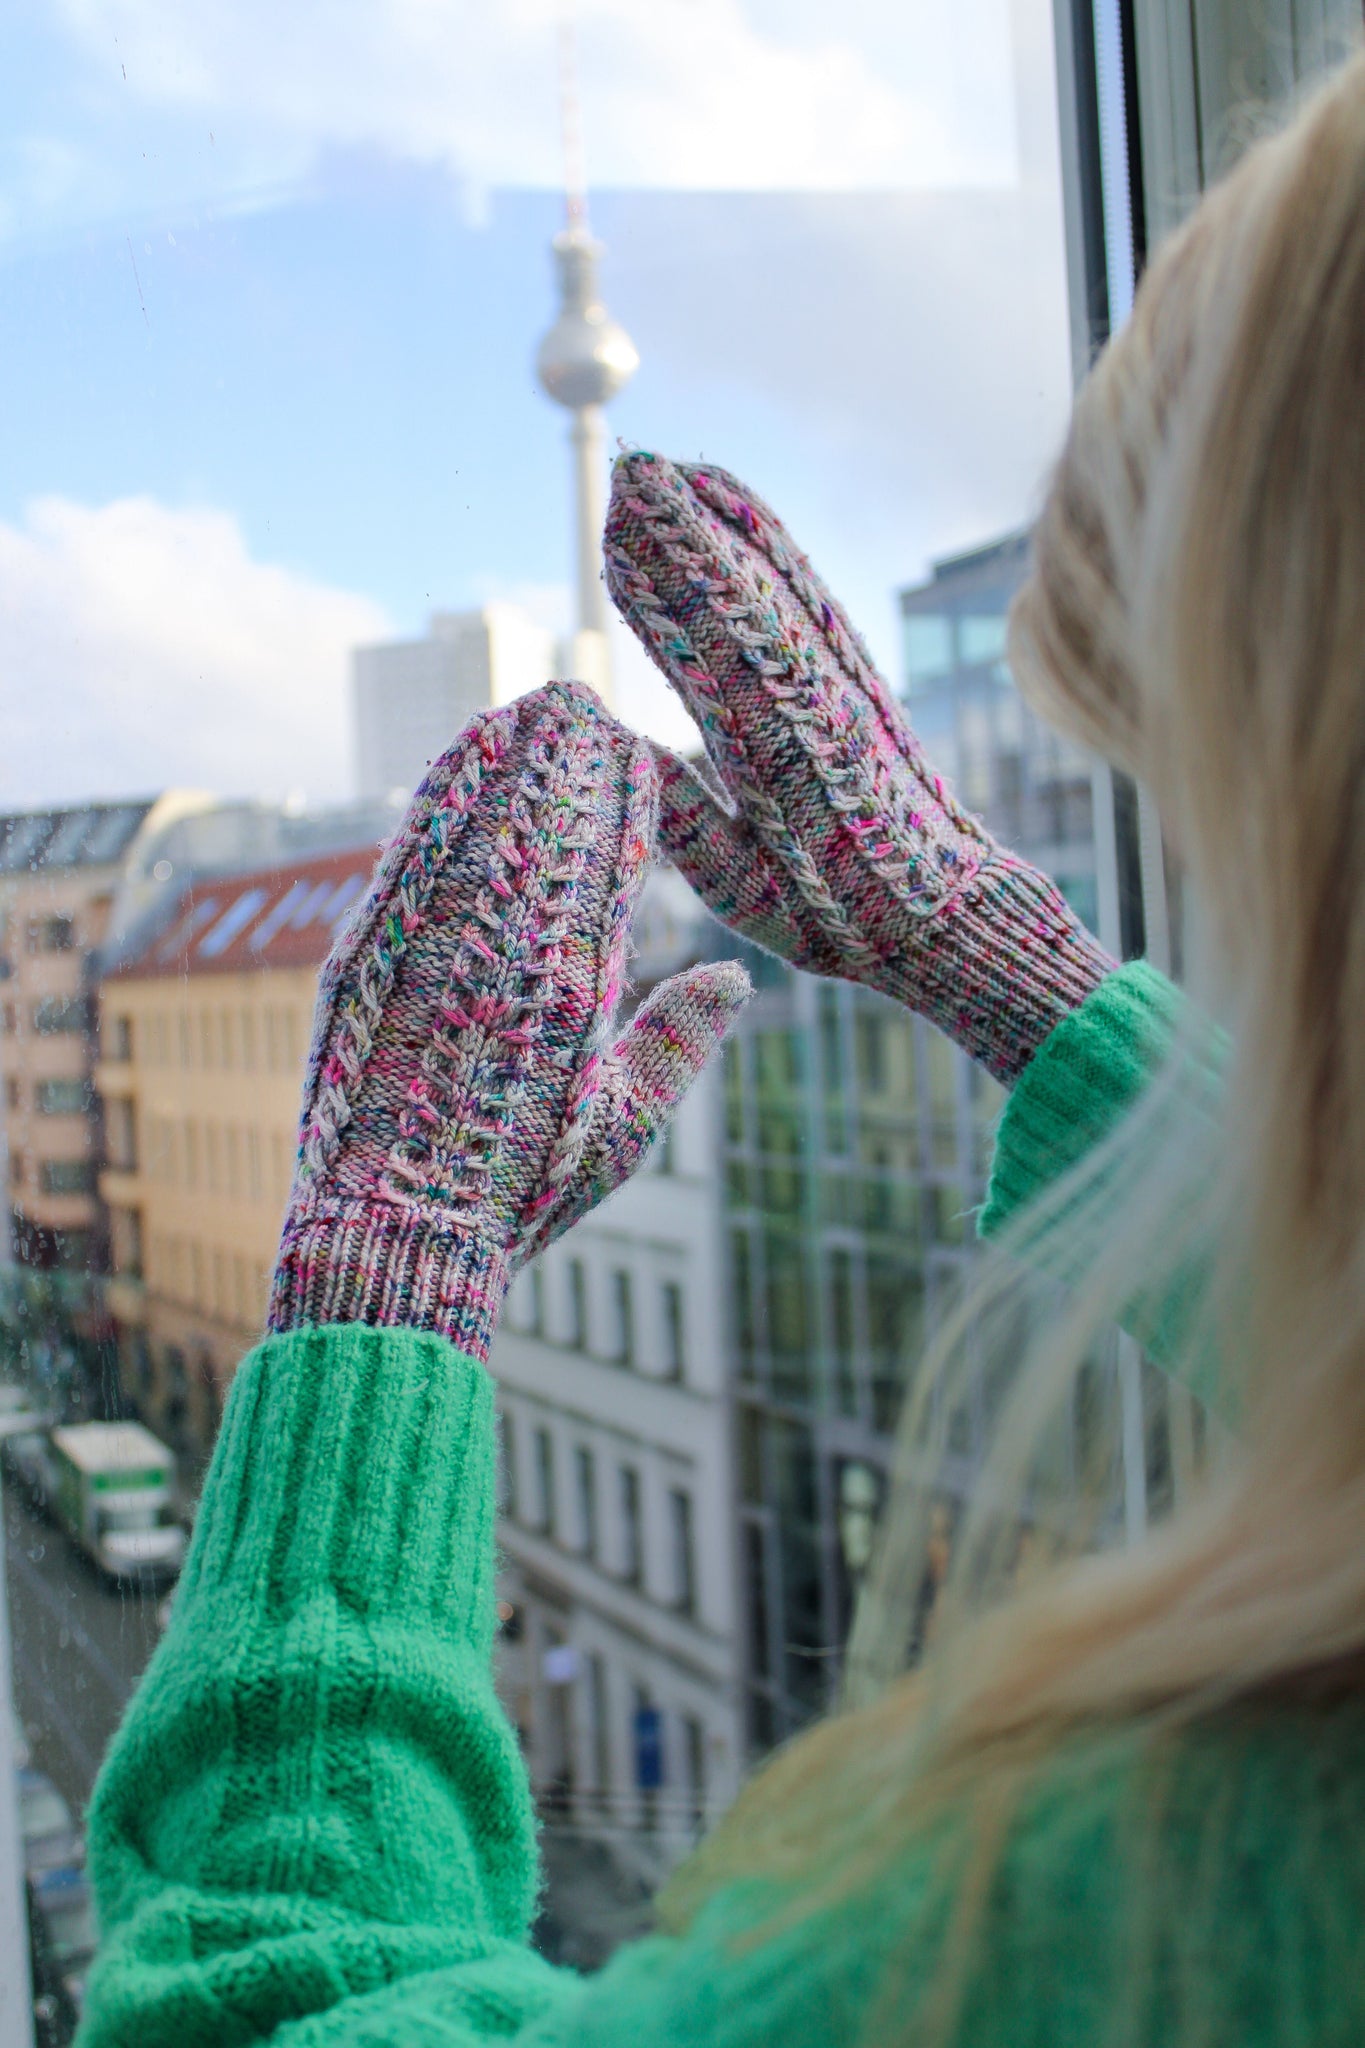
<box><xmin>520</xmin><ymin>959</ymin><xmax>752</xmax><ymax>1260</ymax></box>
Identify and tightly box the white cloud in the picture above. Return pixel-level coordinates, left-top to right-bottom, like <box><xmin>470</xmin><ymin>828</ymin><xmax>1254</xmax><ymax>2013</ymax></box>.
<box><xmin>0</xmin><ymin>496</ymin><xmax>390</xmax><ymax>809</ymax></box>
<box><xmin>45</xmin><ymin>0</ymin><xmax>1018</xmax><ymax>211</ymax></box>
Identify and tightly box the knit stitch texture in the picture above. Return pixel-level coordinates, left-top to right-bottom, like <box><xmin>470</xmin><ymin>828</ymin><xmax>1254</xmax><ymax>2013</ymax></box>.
<box><xmin>604</xmin><ymin>450</ymin><xmax>1115</xmax><ymax>1084</ymax></box>
<box><xmin>267</xmin><ymin>681</ymin><xmax>751</xmax><ymax>1360</ymax></box>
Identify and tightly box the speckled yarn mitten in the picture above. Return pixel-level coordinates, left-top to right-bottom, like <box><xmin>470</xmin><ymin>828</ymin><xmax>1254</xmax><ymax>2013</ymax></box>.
<box><xmin>267</xmin><ymin>681</ymin><xmax>751</xmax><ymax>1362</ymax></box>
<box><xmin>604</xmin><ymin>451</ymin><xmax>1114</xmax><ymax>1085</ymax></box>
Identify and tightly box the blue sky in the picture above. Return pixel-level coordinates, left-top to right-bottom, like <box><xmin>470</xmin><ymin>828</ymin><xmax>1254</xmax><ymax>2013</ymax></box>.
<box><xmin>0</xmin><ymin>0</ymin><xmax>1076</xmax><ymax>809</ymax></box>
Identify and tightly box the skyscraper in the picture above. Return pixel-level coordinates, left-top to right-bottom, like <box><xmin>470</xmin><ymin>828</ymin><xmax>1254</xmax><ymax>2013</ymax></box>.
<box><xmin>351</xmin><ymin>606</ymin><xmax>559</xmax><ymax>801</ymax></box>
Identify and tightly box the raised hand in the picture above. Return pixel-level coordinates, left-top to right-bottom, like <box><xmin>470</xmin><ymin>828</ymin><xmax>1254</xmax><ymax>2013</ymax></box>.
<box><xmin>604</xmin><ymin>451</ymin><xmax>1113</xmax><ymax>1084</ymax></box>
<box><xmin>268</xmin><ymin>680</ymin><xmax>751</xmax><ymax>1362</ymax></box>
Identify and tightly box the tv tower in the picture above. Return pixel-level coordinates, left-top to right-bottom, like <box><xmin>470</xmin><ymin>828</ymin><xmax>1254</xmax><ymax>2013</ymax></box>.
<box><xmin>535</xmin><ymin>17</ymin><xmax>639</xmax><ymax>705</ymax></box>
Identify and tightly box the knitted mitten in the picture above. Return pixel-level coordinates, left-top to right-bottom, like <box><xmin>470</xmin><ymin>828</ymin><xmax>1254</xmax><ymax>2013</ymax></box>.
<box><xmin>267</xmin><ymin>681</ymin><xmax>751</xmax><ymax>1362</ymax></box>
<box><xmin>604</xmin><ymin>451</ymin><xmax>1114</xmax><ymax>1085</ymax></box>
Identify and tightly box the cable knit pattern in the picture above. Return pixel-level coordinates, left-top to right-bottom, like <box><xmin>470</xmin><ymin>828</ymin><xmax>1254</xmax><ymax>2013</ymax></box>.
<box><xmin>267</xmin><ymin>680</ymin><xmax>751</xmax><ymax>1361</ymax></box>
<box><xmin>604</xmin><ymin>449</ymin><xmax>1115</xmax><ymax>1084</ymax></box>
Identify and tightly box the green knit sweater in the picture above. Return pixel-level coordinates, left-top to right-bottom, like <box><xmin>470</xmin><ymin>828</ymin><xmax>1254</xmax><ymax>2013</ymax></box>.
<box><xmin>76</xmin><ymin>964</ymin><xmax>1365</xmax><ymax>2046</ymax></box>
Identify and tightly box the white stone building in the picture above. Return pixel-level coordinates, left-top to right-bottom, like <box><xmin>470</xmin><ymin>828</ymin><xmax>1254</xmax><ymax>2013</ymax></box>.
<box><xmin>489</xmin><ymin>870</ymin><xmax>744</xmax><ymax>1885</ymax></box>
<box><xmin>351</xmin><ymin>605</ymin><xmax>561</xmax><ymax>801</ymax></box>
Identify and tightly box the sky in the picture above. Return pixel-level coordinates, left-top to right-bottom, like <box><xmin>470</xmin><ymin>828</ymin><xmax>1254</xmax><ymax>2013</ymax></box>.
<box><xmin>0</xmin><ymin>0</ymin><xmax>1077</xmax><ymax>810</ymax></box>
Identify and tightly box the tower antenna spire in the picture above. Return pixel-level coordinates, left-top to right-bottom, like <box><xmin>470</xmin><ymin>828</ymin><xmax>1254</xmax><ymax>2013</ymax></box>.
<box><xmin>558</xmin><ymin>13</ymin><xmax>590</xmax><ymax>235</ymax></box>
<box><xmin>536</xmin><ymin>9</ymin><xmax>639</xmax><ymax>694</ymax></box>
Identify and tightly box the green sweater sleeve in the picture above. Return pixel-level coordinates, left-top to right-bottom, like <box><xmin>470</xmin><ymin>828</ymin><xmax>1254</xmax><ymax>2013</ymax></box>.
<box><xmin>979</xmin><ymin>958</ymin><xmax>1184</xmax><ymax>1238</ymax></box>
<box><xmin>77</xmin><ymin>1319</ymin><xmax>1358</xmax><ymax>2047</ymax></box>
<box><xmin>977</xmin><ymin>959</ymin><xmax>1228</xmax><ymax>1421</ymax></box>
<box><xmin>79</xmin><ymin>1325</ymin><xmax>577</xmax><ymax>2047</ymax></box>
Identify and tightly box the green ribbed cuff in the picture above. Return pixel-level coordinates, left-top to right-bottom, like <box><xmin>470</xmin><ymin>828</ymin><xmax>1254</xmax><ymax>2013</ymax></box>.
<box><xmin>179</xmin><ymin>1324</ymin><xmax>499</xmax><ymax>1649</ymax></box>
<box><xmin>978</xmin><ymin>959</ymin><xmax>1235</xmax><ymax>1424</ymax></box>
<box><xmin>980</xmin><ymin>959</ymin><xmax>1183</xmax><ymax>1240</ymax></box>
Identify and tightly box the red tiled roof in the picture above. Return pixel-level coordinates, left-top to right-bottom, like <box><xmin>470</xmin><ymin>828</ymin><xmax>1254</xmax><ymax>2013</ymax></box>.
<box><xmin>113</xmin><ymin>849</ymin><xmax>376</xmax><ymax>980</ymax></box>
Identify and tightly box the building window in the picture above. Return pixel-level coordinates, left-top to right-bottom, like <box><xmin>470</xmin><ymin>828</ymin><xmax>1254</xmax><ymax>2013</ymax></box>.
<box><xmin>39</xmin><ymin>1159</ymin><xmax>96</xmax><ymax>1196</ymax></box>
<box><xmin>568</xmin><ymin>1259</ymin><xmax>588</xmax><ymax>1350</ymax></box>
<box><xmin>682</xmin><ymin>1713</ymin><xmax>707</xmax><ymax>1834</ymax></box>
<box><xmin>589</xmin><ymin>1652</ymin><xmax>611</xmax><ymax>1804</ymax></box>
<box><xmin>632</xmin><ymin>1685</ymin><xmax>661</xmax><ymax>1831</ymax></box>
<box><xmin>29</xmin><ymin>915</ymin><xmax>75</xmax><ymax>953</ymax></box>
<box><xmin>619</xmin><ymin>1464</ymin><xmax>642</xmax><ymax>1587</ymax></box>
<box><xmin>574</xmin><ymin>1445</ymin><xmax>598</xmax><ymax>1561</ymax></box>
<box><xmin>656</xmin><ymin>1120</ymin><xmax>676</xmax><ymax>1175</ymax></box>
<box><xmin>4</xmin><ymin>1078</ymin><xmax>18</xmax><ymax>1111</ymax></box>
<box><xmin>240</xmin><ymin>1009</ymin><xmax>256</xmax><ymax>1070</ymax></box>
<box><xmin>497</xmin><ymin>1412</ymin><xmax>517</xmax><ymax>1518</ymax></box>
<box><xmin>611</xmin><ymin>1269</ymin><xmax>634</xmax><ymax>1365</ymax></box>
<box><xmin>105</xmin><ymin>1097</ymin><xmax>137</xmax><ymax>1170</ymax></box>
<box><xmin>958</xmin><ymin>612</ymin><xmax>1008</xmax><ymax>666</ymax></box>
<box><xmin>107</xmin><ymin>1015</ymin><xmax>133</xmax><ymax>1062</ymax></box>
<box><xmin>2</xmin><ymin>1003</ymin><xmax>16</xmax><ymax>1035</ymax></box>
<box><xmin>528</xmin><ymin>1264</ymin><xmax>545</xmax><ymax>1336</ymax></box>
<box><xmin>36</xmin><ymin>1081</ymin><xmax>93</xmax><ymax>1114</ymax></box>
<box><xmin>661</xmin><ymin>1281</ymin><xmax>685</xmax><ymax>1381</ymax></box>
<box><xmin>902</xmin><ymin>612</ymin><xmax>953</xmax><ymax>692</ymax></box>
<box><xmin>33</xmin><ymin>996</ymin><xmax>90</xmax><ymax>1035</ymax></box>
<box><xmin>8</xmin><ymin>1152</ymin><xmax>23</xmax><ymax>1187</ymax></box>
<box><xmin>535</xmin><ymin>1426</ymin><xmax>556</xmax><ymax>1537</ymax></box>
<box><xmin>669</xmin><ymin>1487</ymin><xmax>696</xmax><ymax>1616</ymax></box>
<box><xmin>855</xmin><ymin>1012</ymin><xmax>886</xmax><ymax>1092</ymax></box>
<box><xmin>110</xmin><ymin>1205</ymin><xmax>144</xmax><ymax>1280</ymax></box>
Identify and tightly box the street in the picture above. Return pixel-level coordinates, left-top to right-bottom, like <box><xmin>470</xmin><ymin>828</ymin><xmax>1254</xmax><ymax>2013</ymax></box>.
<box><xmin>3</xmin><ymin>1467</ymin><xmax>655</xmax><ymax>1975</ymax></box>
<box><xmin>4</xmin><ymin>1473</ymin><xmax>159</xmax><ymax>1818</ymax></box>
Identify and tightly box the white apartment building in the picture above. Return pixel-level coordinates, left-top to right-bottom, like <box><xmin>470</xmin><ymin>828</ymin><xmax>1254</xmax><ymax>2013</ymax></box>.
<box><xmin>489</xmin><ymin>870</ymin><xmax>743</xmax><ymax>1886</ymax></box>
<box><xmin>352</xmin><ymin>604</ymin><xmax>560</xmax><ymax>800</ymax></box>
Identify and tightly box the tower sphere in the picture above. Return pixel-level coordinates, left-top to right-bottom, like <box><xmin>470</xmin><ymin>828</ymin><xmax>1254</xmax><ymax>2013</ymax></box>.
<box><xmin>536</xmin><ymin>227</ymin><xmax>640</xmax><ymax>412</ymax></box>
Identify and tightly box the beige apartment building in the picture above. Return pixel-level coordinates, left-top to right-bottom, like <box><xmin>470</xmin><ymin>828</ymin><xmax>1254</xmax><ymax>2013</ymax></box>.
<box><xmin>0</xmin><ymin>802</ymin><xmax>165</xmax><ymax>1275</ymax></box>
<box><xmin>96</xmin><ymin>850</ymin><xmax>371</xmax><ymax>1466</ymax></box>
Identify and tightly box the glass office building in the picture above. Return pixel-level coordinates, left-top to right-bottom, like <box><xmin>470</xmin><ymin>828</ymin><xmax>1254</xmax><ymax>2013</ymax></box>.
<box><xmin>726</xmin><ymin>528</ymin><xmax>1103</xmax><ymax>1750</ymax></box>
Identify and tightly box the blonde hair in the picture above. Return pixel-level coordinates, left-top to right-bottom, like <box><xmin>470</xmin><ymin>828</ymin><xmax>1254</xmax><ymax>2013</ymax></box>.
<box><xmin>660</xmin><ymin>45</ymin><xmax>1365</xmax><ymax>2024</ymax></box>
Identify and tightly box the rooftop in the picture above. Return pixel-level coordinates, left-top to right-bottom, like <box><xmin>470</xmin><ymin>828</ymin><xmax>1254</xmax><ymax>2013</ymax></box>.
<box><xmin>50</xmin><ymin>1421</ymin><xmax>174</xmax><ymax>1473</ymax></box>
<box><xmin>111</xmin><ymin>848</ymin><xmax>374</xmax><ymax>981</ymax></box>
<box><xmin>0</xmin><ymin>802</ymin><xmax>155</xmax><ymax>876</ymax></box>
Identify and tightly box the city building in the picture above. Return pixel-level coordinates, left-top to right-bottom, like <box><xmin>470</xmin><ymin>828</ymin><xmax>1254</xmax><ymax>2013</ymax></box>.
<box><xmin>490</xmin><ymin>869</ymin><xmax>745</xmax><ymax>1884</ymax></box>
<box><xmin>0</xmin><ymin>798</ymin><xmax>175</xmax><ymax>1277</ymax></box>
<box><xmin>898</xmin><ymin>530</ymin><xmax>1100</xmax><ymax>933</ymax></box>
<box><xmin>95</xmin><ymin>851</ymin><xmax>370</xmax><ymax>1467</ymax></box>
<box><xmin>723</xmin><ymin>529</ymin><xmax>1104</xmax><ymax>1750</ymax></box>
<box><xmin>352</xmin><ymin>606</ymin><xmax>559</xmax><ymax>802</ymax></box>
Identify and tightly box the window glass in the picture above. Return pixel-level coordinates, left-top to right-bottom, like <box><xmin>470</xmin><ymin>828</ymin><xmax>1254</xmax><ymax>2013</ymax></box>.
<box><xmin>0</xmin><ymin>0</ymin><xmax>1240</xmax><ymax>1984</ymax></box>
<box><xmin>958</xmin><ymin>613</ymin><xmax>1008</xmax><ymax>666</ymax></box>
<box><xmin>903</xmin><ymin>614</ymin><xmax>954</xmax><ymax>690</ymax></box>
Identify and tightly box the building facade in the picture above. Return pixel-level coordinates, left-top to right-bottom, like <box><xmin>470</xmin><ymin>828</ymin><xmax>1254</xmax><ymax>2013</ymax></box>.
<box><xmin>0</xmin><ymin>802</ymin><xmax>158</xmax><ymax>1278</ymax></box>
<box><xmin>352</xmin><ymin>606</ymin><xmax>560</xmax><ymax>801</ymax></box>
<box><xmin>96</xmin><ymin>852</ymin><xmax>370</xmax><ymax>1468</ymax></box>
<box><xmin>489</xmin><ymin>869</ymin><xmax>745</xmax><ymax>1884</ymax></box>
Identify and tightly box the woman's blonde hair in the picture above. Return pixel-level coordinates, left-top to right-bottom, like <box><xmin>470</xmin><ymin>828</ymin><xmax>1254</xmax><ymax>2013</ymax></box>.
<box><xmin>660</xmin><ymin>44</ymin><xmax>1365</xmax><ymax>2026</ymax></box>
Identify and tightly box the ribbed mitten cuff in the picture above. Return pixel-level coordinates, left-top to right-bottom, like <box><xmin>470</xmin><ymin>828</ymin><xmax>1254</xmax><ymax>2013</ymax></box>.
<box><xmin>980</xmin><ymin>958</ymin><xmax>1182</xmax><ymax>1235</ymax></box>
<box><xmin>938</xmin><ymin>864</ymin><xmax>1117</xmax><ymax>1086</ymax></box>
<box><xmin>180</xmin><ymin>1325</ymin><xmax>499</xmax><ymax>1645</ymax></box>
<box><xmin>267</xmin><ymin>1200</ymin><xmax>511</xmax><ymax>1365</ymax></box>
